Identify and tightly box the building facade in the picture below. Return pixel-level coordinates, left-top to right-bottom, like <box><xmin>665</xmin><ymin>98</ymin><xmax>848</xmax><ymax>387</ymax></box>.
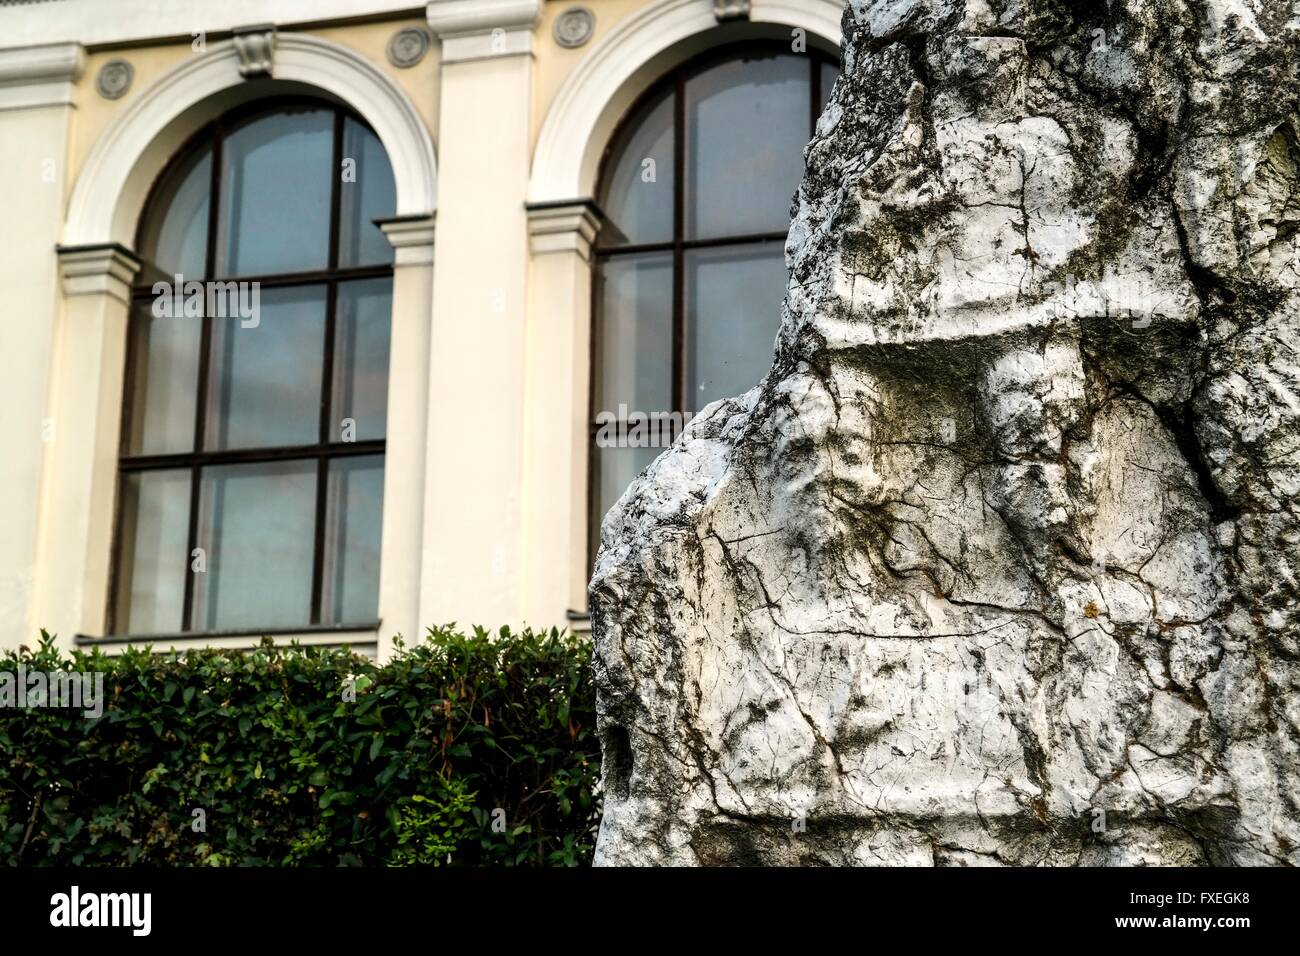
<box><xmin>0</xmin><ymin>0</ymin><xmax>843</xmax><ymax>658</ymax></box>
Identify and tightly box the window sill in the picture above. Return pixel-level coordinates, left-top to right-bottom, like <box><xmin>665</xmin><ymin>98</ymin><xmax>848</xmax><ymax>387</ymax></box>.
<box><xmin>565</xmin><ymin>609</ymin><xmax>591</xmax><ymax>635</ymax></box>
<box><xmin>74</xmin><ymin>622</ymin><xmax>381</xmax><ymax>656</ymax></box>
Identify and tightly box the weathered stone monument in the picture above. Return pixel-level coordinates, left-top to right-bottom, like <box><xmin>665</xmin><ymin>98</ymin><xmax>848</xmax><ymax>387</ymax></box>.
<box><xmin>591</xmin><ymin>0</ymin><xmax>1300</xmax><ymax>864</ymax></box>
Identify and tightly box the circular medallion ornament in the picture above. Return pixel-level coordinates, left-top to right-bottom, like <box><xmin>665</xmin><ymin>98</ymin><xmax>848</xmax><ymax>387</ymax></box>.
<box><xmin>96</xmin><ymin>59</ymin><xmax>133</xmax><ymax>100</ymax></box>
<box><xmin>553</xmin><ymin>7</ymin><xmax>595</xmax><ymax>49</ymax></box>
<box><xmin>387</xmin><ymin>27</ymin><xmax>431</xmax><ymax>68</ymax></box>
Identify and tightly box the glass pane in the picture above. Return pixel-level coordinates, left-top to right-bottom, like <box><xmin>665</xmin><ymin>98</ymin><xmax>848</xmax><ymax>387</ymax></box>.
<box><xmin>192</xmin><ymin>460</ymin><xmax>317</xmax><ymax>631</ymax></box>
<box><xmin>685</xmin><ymin>54</ymin><xmax>809</xmax><ymax>239</ymax></box>
<box><xmin>593</xmin><ymin>443</ymin><xmax>660</xmax><ymax>534</ymax></box>
<box><xmin>595</xmin><ymin>252</ymin><xmax>673</xmax><ymax>417</ymax></box>
<box><xmin>320</xmin><ymin>455</ymin><xmax>384</xmax><ymax>625</ymax></box>
<box><xmin>113</xmin><ymin>469</ymin><xmax>190</xmax><ymax>634</ymax></box>
<box><xmin>332</xmin><ymin>279</ymin><xmax>392</xmax><ymax>442</ymax></box>
<box><xmin>598</xmin><ymin>87</ymin><xmax>675</xmax><ymax>247</ymax></box>
<box><xmin>137</xmin><ymin>143</ymin><xmax>211</xmax><ymax>284</ymax></box>
<box><xmin>205</xmin><ymin>285</ymin><xmax>327</xmax><ymax>450</ymax></box>
<box><xmin>338</xmin><ymin>117</ymin><xmax>396</xmax><ymax>268</ymax></box>
<box><xmin>219</xmin><ymin>108</ymin><xmax>333</xmax><ymax>276</ymax></box>
<box><xmin>685</xmin><ymin>243</ymin><xmax>787</xmax><ymax>411</ymax></box>
<box><xmin>126</xmin><ymin>300</ymin><xmax>200</xmax><ymax>455</ymax></box>
<box><xmin>819</xmin><ymin>60</ymin><xmax>840</xmax><ymax>115</ymax></box>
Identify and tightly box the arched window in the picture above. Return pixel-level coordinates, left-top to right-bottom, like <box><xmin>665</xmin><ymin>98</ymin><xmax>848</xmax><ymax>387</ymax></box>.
<box><xmin>591</xmin><ymin>43</ymin><xmax>838</xmax><ymax>545</ymax></box>
<box><xmin>111</xmin><ymin>98</ymin><xmax>397</xmax><ymax>636</ymax></box>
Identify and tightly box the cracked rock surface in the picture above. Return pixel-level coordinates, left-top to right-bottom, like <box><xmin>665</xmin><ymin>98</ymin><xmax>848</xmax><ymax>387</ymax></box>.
<box><xmin>590</xmin><ymin>0</ymin><xmax>1300</xmax><ymax>865</ymax></box>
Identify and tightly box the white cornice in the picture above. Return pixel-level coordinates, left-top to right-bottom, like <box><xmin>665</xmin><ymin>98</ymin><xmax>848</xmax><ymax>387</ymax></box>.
<box><xmin>0</xmin><ymin>41</ymin><xmax>83</xmax><ymax>110</ymax></box>
<box><xmin>57</xmin><ymin>243</ymin><xmax>141</xmax><ymax>304</ymax></box>
<box><xmin>526</xmin><ymin>201</ymin><xmax>602</xmax><ymax>261</ymax></box>
<box><xmin>0</xmin><ymin>40</ymin><xmax>82</xmax><ymax>84</ymax></box>
<box><xmin>425</xmin><ymin>0</ymin><xmax>540</xmax><ymax>36</ymax></box>
<box><xmin>426</xmin><ymin>0</ymin><xmax>540</xmax><ymax>62</ymax></box>
<box><xmin>379</xmin><ymin>212</ymin><xmax>437</xmax><ymax>266</ymax></box>
<box><xmin>0</xmin><ymin>0</ymin><xmax>421</xmax><ymax>49</ymax></box>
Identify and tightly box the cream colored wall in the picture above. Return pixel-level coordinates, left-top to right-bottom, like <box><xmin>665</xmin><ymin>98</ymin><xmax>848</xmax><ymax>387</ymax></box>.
<box><xmin>422</xmin><ymin>51</ymin><xmax>535</xmax><ymax>633</ymax></box>
<box><xmin>0</xmin><ymin>102</ymin><xmax>77</xmax><ymax>648</ymax></box>
<box><xmin>0</xmin><ymin>0</ymin><xmax>838</xmax><ymax>656</ymax></box>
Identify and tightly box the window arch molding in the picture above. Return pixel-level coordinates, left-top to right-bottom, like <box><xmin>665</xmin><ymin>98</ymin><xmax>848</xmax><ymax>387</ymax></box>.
<box><xmin>529</xmin><ymin>0</ymin><xmax>842</xmax><ymax>206</ymax></box>
<box><xmin>64</xmin><ymin>32</ymin><xmax>436</xmax><ymax>251</ymax></box>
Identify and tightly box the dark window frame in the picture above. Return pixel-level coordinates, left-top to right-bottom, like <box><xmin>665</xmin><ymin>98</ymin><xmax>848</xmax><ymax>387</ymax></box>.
<box><xmin>587</xmin><ymin>41</ymin><xmax>838</xmax><ymax>561</ymax></box>
<box><xmin>108</xmin><ymin>96</ymin><xmax>394</xmax><ymax>636</ymax></box>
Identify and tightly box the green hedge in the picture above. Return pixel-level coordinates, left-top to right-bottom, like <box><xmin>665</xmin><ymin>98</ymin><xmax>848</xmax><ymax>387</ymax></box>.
<box><xmin>0</xmin><ymin>626</ymin><xmax>600</xmax><ymax>866</ymax></box>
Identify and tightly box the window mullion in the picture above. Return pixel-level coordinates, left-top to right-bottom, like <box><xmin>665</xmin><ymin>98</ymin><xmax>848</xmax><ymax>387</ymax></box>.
<box><xmin>327</xmin><ymin>111</ymin><xmax>344</xmax><ymax>272</ymax></box>
<box><xmin>310</xmin><ymin>457</ymin><xmax>329</xmax><ymax>626</ymax></box>
<box><xmin>810</xmin><ymin>55</ymin><xmax>821</xmax><ymax>140</ymax></box>
<box><xmin>181</xmin><ymin>120</ymin><xmax>224</xmax><ymax>633</ymax></box>
<box><xmin>322</xmin><ymin>110</ymin><xmax>345</xmax><ymax>446</ymax></box>
<box><xmin>311</xmin><ymin>111</ymin><xmax>347</xmax><ymax>625</ymax></box>
<box><xmin>671</xmin><ymin>73</ymin><xmax>685</xmax><ymax>417</ymax></box>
